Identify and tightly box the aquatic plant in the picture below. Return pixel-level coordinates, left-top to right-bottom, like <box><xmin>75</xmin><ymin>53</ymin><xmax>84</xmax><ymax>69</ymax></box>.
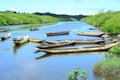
<box><xmin>67</xmin><ymin>68</ymin><xmax>88</xmax><ymax>80</ymax></box>
<box><xmin>80</xmin><ymin>70</ymin><xmax>88</xmax><ymax>80</ymax></box>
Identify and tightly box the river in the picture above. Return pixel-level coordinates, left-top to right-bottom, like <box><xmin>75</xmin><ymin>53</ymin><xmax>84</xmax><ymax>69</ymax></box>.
<box><xmin>0</xmin><ymin>21</ymin><xmax>105</xmax><ymax>80</ymax></box>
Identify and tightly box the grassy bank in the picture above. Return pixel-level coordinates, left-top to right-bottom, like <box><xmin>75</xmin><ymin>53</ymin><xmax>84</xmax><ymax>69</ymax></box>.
<box><xmin>0</xmin><ymin>11</ymin><xmax>74</xmax><ymax>26</ymax></box>
<box><xmin>81</xmin><ymin>11</ymin><xmax>120</xmax><ymax>79</ymax></box>
<box><xmin>93</xmin><ymin>58</ymin><xmax>120</xmax><ymax>79</ymax></box>
<box><xmin>81</xmin><ymin>11</ymin><xmax>120</xmax><ymax>35</ymax></box>
<box><xmin>93</xmin><ymin>45</ymin><xmax>120</xmax><ymax>79</ymax></box>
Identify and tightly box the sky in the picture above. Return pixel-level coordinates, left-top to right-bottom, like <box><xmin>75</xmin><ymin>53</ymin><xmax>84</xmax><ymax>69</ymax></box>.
<box><xmin>0</xmin><ymin>0</ymin><xmax>120</xmax><ymax>15</ymax></box>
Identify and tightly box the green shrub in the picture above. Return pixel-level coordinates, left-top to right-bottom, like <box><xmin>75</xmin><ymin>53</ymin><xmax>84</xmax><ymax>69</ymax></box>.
<box><xmin>105</xmin><ymin>45</ymin><xmax>120</xmax><ymax>58</ymax></box>
<box><xmin>67</xmin><ymin>68</ymin><xmax>88</xmax><ymax>80</ymax></box>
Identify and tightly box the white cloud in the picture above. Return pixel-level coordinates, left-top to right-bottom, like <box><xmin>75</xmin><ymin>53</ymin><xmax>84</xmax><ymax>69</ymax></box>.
<box><xmin>10</xmin><ymin>8</ymin><xmax>16</xmax><ymax>11</ymax></box>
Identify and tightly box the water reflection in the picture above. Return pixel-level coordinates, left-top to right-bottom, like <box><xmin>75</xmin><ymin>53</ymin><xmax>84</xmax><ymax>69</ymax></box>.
<box><xmin>13</xmin><ymin>44</ymin><xmax>25</xmax><ymax>54</ymax></box>
<box><xmin>35</xmin><ymin>51</ymin><xmax>104</xmax><ymax>60</ymax></box>
<box><xmin>0</xmin><ymin>21</ymin><xmax>106</xmax><ymax>80</ymax></box>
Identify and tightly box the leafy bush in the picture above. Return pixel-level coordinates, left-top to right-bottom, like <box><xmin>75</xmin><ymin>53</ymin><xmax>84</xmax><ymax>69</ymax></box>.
<box><xmin>109</xmin><ymin>45</ymin><xmax>120</xmax><ymax>55</ymax></box>
<box><xmin>67</xmin><ymin>68</ymin><xmax>88</xmax><ymax>80</ymax></box>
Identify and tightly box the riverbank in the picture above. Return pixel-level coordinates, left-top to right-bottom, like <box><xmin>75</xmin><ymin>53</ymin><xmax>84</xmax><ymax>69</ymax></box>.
<box><xmin>0</xmin><ymin>11</ymin><xmax>74</xmax><ymax>26</ymax></box>
<box><xmin>93</xmin><ymin>44</ymin><xmax>120</xmax><ymax>80</ymax></box>
<box><xmin>80</xmin><ymin>11</ymin><xmax>120</xmax><ymax>35</ymax></box>
<box><xmin>93</xmin><ymin>58</ymin><xmax>120</xmax><ymax>79</ymax></box>
<box><xmin>80</xmin><ymin>11</ymin><xmax>120</xmax><ymax>80</ymax></box>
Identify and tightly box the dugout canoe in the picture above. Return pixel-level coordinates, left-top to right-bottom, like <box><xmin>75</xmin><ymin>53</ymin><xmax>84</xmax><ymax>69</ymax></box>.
<box><xmin>36</xmin><ymin>41</ymin><xmax>75</xmax><ymax>49</ymax></box>
<box><xmin>30</xmin><ymin>28</ymin><xmax>39</xmax><ymax>31</ymax></box>
<box><xmin>0</xmin><ymin>28</ymin><xmax>8</xmax><ymax>32</ymax></box>
<box><xmin>13</xmin><ymin>36</ymin><xmax>29</xmax><ymax>45</ymax></box>
<box><xmin>37</xmin><ymin>42</ymin><xmax>118</xmax><ymax>53</ymax></box>
<box><xmin>45</xmin><ymin>40</ymin><xmax>104</xmax><ymax>44</ymax></box>
<box><xmin>0</xmin><ymin>33</ymin><xmax>11</xmax><ymax>41</ymax></box>
<box><xmin>76</xmin><ymin>31</ymin><xmax>105</xmax><ymax>37</ymax></box>
<box><xmin>28</xmin><ymin>38</ymin><xmax>44</xmax><ymax>43</ymax></box>
<box><xmin>46</xmin><ymin>30</ymin><xmax>70</xmax><ymax>36</ymax></box>
<box><xmin>89</xmin><ymin>28</ymin><xmax>98</xmax><ymax>30</ymax></box>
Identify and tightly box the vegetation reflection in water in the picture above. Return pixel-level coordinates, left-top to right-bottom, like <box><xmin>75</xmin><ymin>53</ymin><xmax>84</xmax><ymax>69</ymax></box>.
<box><xmin>7</xmin><ymin>23</ymin><xmax>54</xmax><ymax>31</ymax></box>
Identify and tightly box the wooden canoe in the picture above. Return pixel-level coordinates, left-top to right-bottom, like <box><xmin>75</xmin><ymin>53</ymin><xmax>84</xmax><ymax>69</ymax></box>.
<box><xmin>76</xmin><ymin>32</ymin><xmax>105</xmax><ymax>37</ymax></box>
<box><xmin>105</xmin><ymin>39</ymin><xmax>117</xmax><ymax>43</ymax></box>
<box><xmin>45</xmin><ymin>39</ymin><xmax>117</xmax><ymax>44</ymax></box>
<box><xmin>37</xmin><ymin>43</ymin><xmax>118</xmax><ymax>53</ymax></box>
<box><xmin>0</xmin><ymin>28</ymin><xmax>8</xmax><ymax>32</ymax></box>
<box><xmin>46</xmin><ymin>30</ymin><xmax>70</xmax><ymax>36</ymax></box>
<box><xmin>0</xmin><ymin>33</ymin><xmax>11</xmax><ymax>41</ymax></box>
<box><xmin>28</xmin><ymin>38</ymin><xmax>43</xmax><ymax>43</ymax></box>
<box><xmin>45</xmin><ymin>40</ymin><xmax>104</xmax><ymax>44</ymax></box>
<box><xmin>13</xmin><ymin>36</ymin><xmax>29</xmax><ymax>45</ymax></box>
<box><xmin>36</xmin><ymin>41</ymin><xmax>75</xmax><ymax>49</ymax></box>
<box><xmin>30</xmin><ymin>28</ymin><xmax>39</xmax><ymax>31</ymax></box>
<box><xmin>89</xmin><ymin>28</ymin><xmax>98</xmax><ymax>30</ymax></box>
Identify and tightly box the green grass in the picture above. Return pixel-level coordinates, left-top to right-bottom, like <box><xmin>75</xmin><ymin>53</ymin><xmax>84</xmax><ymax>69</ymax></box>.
<box><xmin>108</xmin><ymin>45</ymin><xmax>120</xmax><ymax>55</ymax></box>
<box><xmin>81</xmin><ymin>11</ymin><xmax>120</xmax><ymax>35</ymax></box>
<box><xmin>93</xmin><ymin>45</ymin><xmax>120</xmax><ymax>79</ymax></box>
<box><xmin>93</xmin><ymin>58</ymin><xmax>120</xmax><ymax>79</ymax></box>
<box><xmin>81</xmin><ymin>11</ymin><xmax>120</xmax><ymax>79</ymax></box>
<box><xmin>0</xmin><ymin>11</ymin><xmax>74</xmax><ymax>26</ymax></box>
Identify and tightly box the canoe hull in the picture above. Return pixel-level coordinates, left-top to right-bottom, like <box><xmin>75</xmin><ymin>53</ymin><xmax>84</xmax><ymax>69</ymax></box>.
<box><xmin>30</xmin><ymin>28</ymin><xmax>39</xmax><ymax>31</ymax></box>
<box><xmin>1</xmin><ymin>33</ymin><xmax>11</xmax><ymax>41</ymax></box>
<box><xmin>28</xmin><ymin>38</ymin><xmax>43</xmax><ymax>43</ymax></box>
<box><xmin>46</xmin><ymin>30</ymin><xmax>70</xmax><ymax>36</ymax></box>
<box><xmin>36</xmin><ymin>41</ymin><xmax>75</xmax><ymax>49</ymax></box>
<box><xmin>76</xmin><ymin>32</ymin><xmax>105</xmax><ymax>37</ymax></box>
<box><xmin>13</xmin><ymin>36</ymin><xmax>29</xmax><ymax>45</ymax></box>
<box><xmin>45</xmin><ymin>40</ymin><xmax>104</xmax><ymax>44</ymax></box>
<box><xmin>0</xmin><ymin>28</ymin><xmax>8</xmax><ymax>32</ymax></box>
<box><xmin>37</xmin><ymin>43</ymin><xmax>118</xmax><ymax>53</ymax></box>
<box><xmin>89</xmin><ymin>28</ymin><xmax>98</xmax><ymax>30</ymax></box>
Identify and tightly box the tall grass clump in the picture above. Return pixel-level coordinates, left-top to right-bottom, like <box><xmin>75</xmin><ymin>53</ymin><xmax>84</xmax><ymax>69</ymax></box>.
<box><xmin>93</xmin><ymin>45</ymin><xmax>120</xmax><ymax>79</ymax></box>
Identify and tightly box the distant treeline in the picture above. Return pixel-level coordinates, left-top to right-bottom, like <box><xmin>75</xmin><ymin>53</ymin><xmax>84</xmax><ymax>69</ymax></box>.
<box><xmin>81</xmin><ymin>11</ymin><xmax>120</xmax><ymax>35</ymax></box>
<box><xmin>33</xmin><ymin>12</ymin><xmax>87</xmax><ymax>21</ymax></box>
<box><xmin>0</xmin><ymin>11</ymin><xmax>87</xmax><ymax>26</ymax></box>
